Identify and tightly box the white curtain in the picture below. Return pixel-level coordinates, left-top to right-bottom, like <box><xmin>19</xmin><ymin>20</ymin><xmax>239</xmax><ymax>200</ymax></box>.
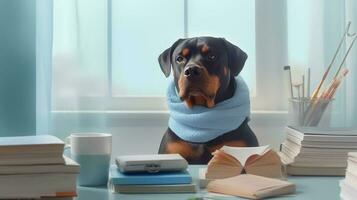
<box><xmin>36</xmin><ymin>0</ymin><xmax>53</xmax><ymax>134</ymax></box>
<box><xmin>286</xmin><ymin>0</ymin><xmax>357</xmax><ymax>127</ymax></box>
<box><xmin>345</xmin><ymin>0</ymin><xmax>357</xmax><ymax>127</ymax></box>
<box><xmin>52</xmin><ymin>0</ymin><xmax>108</xmax><ymax>110</ymax></box>
<box><xmin>37</xmin><ymin>0</ymin><xmax>109</xmax><ymax>138</ymax></box>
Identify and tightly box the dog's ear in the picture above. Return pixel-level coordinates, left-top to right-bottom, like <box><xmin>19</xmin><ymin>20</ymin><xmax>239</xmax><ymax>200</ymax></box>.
<box><xmin>223</xmin><ymin>38</ymin><xmax>248</xmax><ymax>77</ymax></box>
<box><xmin>158</xmin><ymin>39</ymin><xmax>184</xmax><ymax>77</ymax></box>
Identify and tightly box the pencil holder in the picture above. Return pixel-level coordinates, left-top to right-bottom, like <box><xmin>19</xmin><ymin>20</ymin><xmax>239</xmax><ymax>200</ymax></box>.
<box><xmin>287</xmin><ymin>98</ymin><xmax>333</xmax><ymax>128</ymax></box>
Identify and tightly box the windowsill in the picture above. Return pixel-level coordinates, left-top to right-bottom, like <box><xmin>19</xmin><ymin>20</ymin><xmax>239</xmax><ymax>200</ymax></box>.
<box><xmin>51</xmin><ymin>110</ymin><xmax>288</xmax><ymax>128</ymax></box>
<box><xmin>52</xmin><ymin>110</ymin><xmax>288</xmax><ymax>114</ymax></box>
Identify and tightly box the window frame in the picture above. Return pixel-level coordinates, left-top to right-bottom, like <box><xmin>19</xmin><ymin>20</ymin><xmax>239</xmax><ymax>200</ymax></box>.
<box><xmin>52</xmin><ymin>0</ymin><xmax>289</xmax><ymax>113</ymax></box>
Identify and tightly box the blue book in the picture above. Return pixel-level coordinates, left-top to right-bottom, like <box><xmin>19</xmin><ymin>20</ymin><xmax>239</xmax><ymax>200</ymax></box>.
<box><xmin>109</xmin><ymin>165</ymin><xmax>192</xmax><ymax>185</ymax></box>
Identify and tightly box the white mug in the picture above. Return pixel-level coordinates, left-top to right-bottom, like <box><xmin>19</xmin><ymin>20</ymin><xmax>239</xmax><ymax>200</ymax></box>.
<box><xmin>65</xmin><ymin>133</ymin><xmax>112</xmax><ymax>186</ymax></box>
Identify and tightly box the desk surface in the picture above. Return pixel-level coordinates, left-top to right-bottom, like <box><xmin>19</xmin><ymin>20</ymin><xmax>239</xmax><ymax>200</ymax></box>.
<box><xmin>76</xmin><ymin>165</ymin><xmax>342</xmax><ymax>200</ymax></box>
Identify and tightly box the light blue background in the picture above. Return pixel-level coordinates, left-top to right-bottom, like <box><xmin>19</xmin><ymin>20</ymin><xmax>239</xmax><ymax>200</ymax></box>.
<box><xmin>0</xmin><ymin>0</ymin><xmax>36</xmax><ymax>136</ymax></box>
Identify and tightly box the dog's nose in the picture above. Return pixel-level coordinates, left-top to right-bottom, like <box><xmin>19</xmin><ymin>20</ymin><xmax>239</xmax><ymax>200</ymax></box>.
<box><xmin>184</xmin><ymin>66</ymin><xmax>202</xmax><ymax>78</ymax></box>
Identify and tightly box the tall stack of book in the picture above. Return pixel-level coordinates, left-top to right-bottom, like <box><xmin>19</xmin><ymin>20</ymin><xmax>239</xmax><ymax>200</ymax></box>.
<box><xmin>0</xmin><ymin>135</ymin><xmax>79</xmax><ymax>199</ymax></box>
<box><xmin>280</xmin><ymin>126</ymin><xmax>357</xmax><ymax>175</ymax></box>
<box><xmin>108</xmin><ymin>155</ymin><xmax>196</xmax><ymax>194</ymax></box>
<box><xmin>340</xmin><ymin>152</ymin><xmax>357</xmax><ymax>200</ymax></box>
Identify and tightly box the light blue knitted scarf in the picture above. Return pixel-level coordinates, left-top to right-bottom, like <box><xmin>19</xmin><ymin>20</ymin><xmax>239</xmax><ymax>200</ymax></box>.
<box><xmin>167</xmin><ymin>76</ymin><xmax>251</xmax><ymax>143</ymax></box>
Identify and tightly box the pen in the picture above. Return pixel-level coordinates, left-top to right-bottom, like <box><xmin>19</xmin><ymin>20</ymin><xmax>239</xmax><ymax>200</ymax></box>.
<box><xmin>302</xmin><ymin>75</ymin><xmax>305</xmax><ymax>99</ymax></box>
<box><xmin>307</xmin><ymin>68</ymin><xmax>310</xmax><ymax>98</ymax></box>
<box><xmin>284</xmin><ymin>66</ymin><xmax>294</xmax><ymax>99</ymax></box>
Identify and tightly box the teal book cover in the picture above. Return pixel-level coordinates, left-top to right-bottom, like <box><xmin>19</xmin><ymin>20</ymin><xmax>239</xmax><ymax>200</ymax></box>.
<box><xmin>109</xmin><ymin>165</ymin><xmax>192</xmax><ymax>185</ymax></box>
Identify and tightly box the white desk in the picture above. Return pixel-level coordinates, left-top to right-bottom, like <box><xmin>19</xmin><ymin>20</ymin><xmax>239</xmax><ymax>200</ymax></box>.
<box><xmin>76</xmin><ymin>165</ymin><xmax>342</xmax><ymax>200</ymax></box>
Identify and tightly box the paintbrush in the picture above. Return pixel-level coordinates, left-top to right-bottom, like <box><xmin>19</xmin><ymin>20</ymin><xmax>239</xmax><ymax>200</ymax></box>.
<box><xmin>311</xmin><ymin>22</ymin><xmax>353</xmax><ymax>99</ymax></box>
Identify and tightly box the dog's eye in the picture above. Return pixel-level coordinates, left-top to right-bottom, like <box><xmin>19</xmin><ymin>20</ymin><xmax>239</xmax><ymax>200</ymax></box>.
<box><xmin>207</xmin><ymin>54</ymin><xmax>217</xmax><ymax>61</ymax></box>
<box><xmin>176</xmin><ymin>56</ymin><xmax>185</xmax><ymax>64</ymax></box>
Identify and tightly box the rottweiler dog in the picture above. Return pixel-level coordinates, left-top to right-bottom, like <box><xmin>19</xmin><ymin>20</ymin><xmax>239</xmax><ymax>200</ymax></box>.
<box><xmin>158</xmin><ymin>37</ymin><xmax>258</xmax><ymax>164</ymax></box>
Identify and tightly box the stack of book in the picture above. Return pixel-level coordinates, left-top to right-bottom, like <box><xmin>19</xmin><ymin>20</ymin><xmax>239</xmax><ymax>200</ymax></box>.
<box><xmin>280</xmin><ymin>126</ymin><xmax>357</xmax><ymax>175</ymax></box>
<box><xmin>108</xmin><ymin>158</ymin><xmax>196</xmax><ymax>194</ymax></box>
<box><xmin>340</xmin><ymin>152</ymin><xmax>357</xmax><ymax>199</ymax></box>
<box><xmin>0</xmin><ymin>135</ymin><xmax>79</xmax><ymax>199</ymax></box>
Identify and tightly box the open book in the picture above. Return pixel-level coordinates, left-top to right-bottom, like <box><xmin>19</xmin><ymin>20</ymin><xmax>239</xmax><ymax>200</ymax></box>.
<box><xmin>206</xmin><ymin>145</ymin><xmax>284</xmax><ymax>179</ymax></box>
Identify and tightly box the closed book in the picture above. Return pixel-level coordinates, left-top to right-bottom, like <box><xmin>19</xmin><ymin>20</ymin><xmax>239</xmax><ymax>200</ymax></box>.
<box><xmin>0</xmin><ymin>155</ymin><xmax>65</xmax><ymax>166</ymax></box>
<box><xmin>280</xmin><ymin>151</ymin><xmax>346</xmax><ymax>176</ymax></box>
<box><xmin>287</xmin><ymin>126</ymin><xmax>357</xmax><ymax>138</ymax></box>
<box><xmin>286</xmin><ymin>165</ymin><xmax>345</xmax><ymax>176</ymax></box>
<box><xmin>0</xmin><ymin>156</ymin><xmax>79</xmax><ymax>175</ymax></box>
<box><xmin>0</xmin><ymin>173</ymin><xmax>77</xmax><ymax>199</ymax></box>
<box><xmin>109</xmin><ymin>165</ymin><xmax>192</xmax><ymax>185</ymax></box>
<box><xmin>280</xmin><ymin>144</ymin><xmax>348</xmax><ymax>168</ymax></box>
<box><xmin>207</xmin><ymin>174</ymin><xmax>295</xmax><ymax>199</ymax></box>
<box><xmin>280</xmin><ymin>127</ymin><xmax>357</xmax><ymax>176</ymax></box>
<box><xmin>345</xmin><ymin>171</ymin><xmax>357</xmax><ymax>190</ymax></box>
<box><xmin>0</xmin><ymin>135</ymin><xmax>65</xmax><ymax>165</ymax></box>
<box><xmin>340</xmin><ymin>180</ymin><xmax>357</xmax><ymax>200</ymax></box>
<box><xmin>109</xmin><ymin>181</ymin><xmax>196</xmax><ymax>194</ymax></box>
<box><xmin>286</xmin><ymin>127</ymin><xmax>357</xmax><ymax>146</ymax></box>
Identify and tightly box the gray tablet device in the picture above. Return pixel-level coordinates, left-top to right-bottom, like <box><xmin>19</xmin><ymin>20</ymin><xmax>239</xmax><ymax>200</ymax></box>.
<box><xmin>116</xmin><ymin>154</ymin><xmax>188</xmax><ymax>173</ymax></box>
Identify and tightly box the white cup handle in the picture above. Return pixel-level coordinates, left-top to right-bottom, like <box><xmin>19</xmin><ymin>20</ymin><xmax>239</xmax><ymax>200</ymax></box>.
<box><xmin>63</xmin><ymin>136</ymin><xmax>72</xmax><ymax>158</ymax></box>
<box><xmin>64</xmin><ymin>136</ymin><xmax>71</xmax><ymax>149</ymax></box>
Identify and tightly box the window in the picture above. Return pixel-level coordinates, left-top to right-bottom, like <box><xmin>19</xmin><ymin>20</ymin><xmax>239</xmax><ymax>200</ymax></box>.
<box><xmin>52</xmin><ymin>0</ymin><xmax>256</xmax><ymax>111</ymax></box>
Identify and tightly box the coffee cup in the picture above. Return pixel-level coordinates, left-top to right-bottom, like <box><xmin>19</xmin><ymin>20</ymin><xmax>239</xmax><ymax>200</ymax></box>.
<box><xmin>65</xmin><ymin>133</ymin><xmax>112</xmax><ymax>186</ymax></box>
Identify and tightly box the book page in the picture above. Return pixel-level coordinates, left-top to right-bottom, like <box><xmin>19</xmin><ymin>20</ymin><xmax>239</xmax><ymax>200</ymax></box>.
<box><xmin>206</xmin><ymin>150</ymin><xmax>243</xmax><ymax>179</ymax></box>
<box><xmin>220</xmin><ymin>145</ymin><xmax>270</xmax><ymax>166</ymax></box>
<box><xmin>245</xmin><ymin>150</ymin><xmax>283</xmax><ymax>178</ymax></box>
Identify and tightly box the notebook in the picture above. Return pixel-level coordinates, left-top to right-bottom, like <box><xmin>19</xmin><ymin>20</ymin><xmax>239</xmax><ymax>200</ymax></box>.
<box><xmin>109</xmin><ymin>165</ymin><xmax>192</xmax><ymax>185</ymax></box>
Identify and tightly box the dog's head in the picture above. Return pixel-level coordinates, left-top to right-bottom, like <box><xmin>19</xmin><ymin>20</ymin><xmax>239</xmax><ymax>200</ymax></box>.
<box><xmin>158</xmin><ymin>37</ymin><xmax>247</xmax><ymax>108</ymax></box>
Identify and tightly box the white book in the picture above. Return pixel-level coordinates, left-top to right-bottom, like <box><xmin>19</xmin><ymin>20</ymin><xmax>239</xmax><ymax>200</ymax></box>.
<box><xmin>285</xmin><ymin>134</ymin><xmax>357</xmax><ymax>151</ymax></box>
<box><xmin>286</xmin><ymin>126</ymin><xmax>357</xmax><ymax>142</ymax></box>
<box><xmin>0</xmin><ymin>173</ymin><xmax>77</xmax><ymax>199</ymax></box>
<box><xmin>287</xmin><ymin>133</ymin><xmax>357</xmax><ymax>149</ymax></box>
<box><xmin>0</xmin><ymin>156</ymin><xmax>65</xmax><ymax>166</ymax></box>
<box><xmin>345</xmin><ymin>172</ymin><xmax>357</xmax><ymax>190</ymax></box>
<box><xmin>281</xmin><ymin>158</ymin><xmax>345</xmax><ymax>176</ymax></box>
<box><xmin>0</xmin><ymin>156</ymin><xmax>79</xmax><ymax>175</ymax></box>
<box><xmin>279</xmin><ymin>151</ymin><xmax>346</xmax><ymax>168</ymax></box>
<box><xmin>0</xmin><ymin>135</ymin><xmax>64</xmax><ymax>153</ymax></box>
<box><xmin>0</xmin><ymin>135</ymin><xmax>65</xmax><ymax>165</ymax></box>
<box><xmin>282</xmin><ymin>143</ymin><xmax>353</xmax><ymax>162</ymax></box>
<box><xmin>347</xmin><ymin>158</ymin><xmax>357</xmax><ymax>175</ymax></box>
<box><xmin>340</xmin><ymin>180</ymin><xmax>357</xmax><ymax>200</ymax></box>
<box><xmin>348</xmin><ymin>152</ymin><xmax>357</xmax><ymax>162</ymax></box>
